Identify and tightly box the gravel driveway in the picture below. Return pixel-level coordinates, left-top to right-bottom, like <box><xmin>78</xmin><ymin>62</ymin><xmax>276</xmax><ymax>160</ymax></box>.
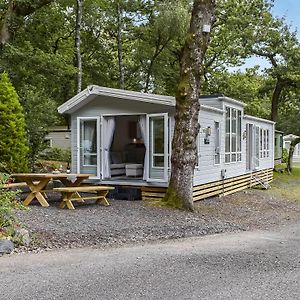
<box><xmin>15</xmin><ymin>186</ymin><xmax>300</xmax><ymax>253</ymax></box>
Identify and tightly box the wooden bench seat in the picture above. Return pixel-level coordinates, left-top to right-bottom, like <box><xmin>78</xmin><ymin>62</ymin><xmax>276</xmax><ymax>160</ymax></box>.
<box><xmin>2</xmin><ymin>182</ymin><xmax>28</xmax><ymax>189</ymax></box>
<box><xmin>53</xmin><ymin>186</ymin><xmax>115</xmax><ymax>210</ymax></box>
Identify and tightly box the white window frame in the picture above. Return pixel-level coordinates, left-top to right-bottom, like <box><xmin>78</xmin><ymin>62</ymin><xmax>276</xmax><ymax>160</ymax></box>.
<box><xmin>214</xmin><ymin>121</ymin><xmax>221</xmax><ymax>165</ymax></box>
<box><xmin>77</xmin><ymin>117</ymin><xmax>101</xmax><ymax>179</ymax></box>
<box><xmin>260</xmin><ymin>128</ymin><xmax>270</xmax><ymax>159</ymax></box>
<box><xmin>225</xmin><ymin>107</ymin><xmax>242</xmax><ymax>164</ymax></box>
<box><xmin>146</xmin><ymin>113</ymin><xmax>168</xmax><ymax>182</ymax></box>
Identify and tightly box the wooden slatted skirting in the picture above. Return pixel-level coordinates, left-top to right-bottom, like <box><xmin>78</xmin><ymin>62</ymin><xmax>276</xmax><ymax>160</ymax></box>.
<box><xmin>141</xmin><ymin>168</ymin><xmax>273</xmax><ymax>202</ymax></box>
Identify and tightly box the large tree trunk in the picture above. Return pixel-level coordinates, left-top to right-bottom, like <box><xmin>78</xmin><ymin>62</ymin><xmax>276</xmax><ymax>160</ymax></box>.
<box><xmin>75</xmin><ymin>0</ymin><xmax>83</xmax><ymax>94</ymax></box>
<box><xmin>287</xmin><ymin>137</ymin><xmax>300</xmax><ymax>174</ymax></box>
<box><xmin>162</xmin><ymin>0</ymin><xmax>216</xmax><ymax>211</ymax></box>
<box><xmin>116</xmin><ymin>2</ymin><xmax>125</xmax><ymax>89</ymax></box>
<box><xmin>0</xmin><ymin>0</ymin><xmax>54</xmax><ymax>46</ymax></box>
<box><xmin>271</xmin><ymin>79</ymin><xmax>284</xmax><ymax>122</ymax></box>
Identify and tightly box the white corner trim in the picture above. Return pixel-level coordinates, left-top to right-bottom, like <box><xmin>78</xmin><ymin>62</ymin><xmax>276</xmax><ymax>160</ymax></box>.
<box><xmin>244</xmin><ymin>114</ymin><xmax>276</xmax><ymax>125</ymax></box>
<box><xmin>219</xmin><ymin>96</ymin><xmax>246</xmax><ymax>107</ymax></box>
<box><xmin>200</xmin><ymin>104</ymin><xmax>225</xmax><ymax>114</ymax></box>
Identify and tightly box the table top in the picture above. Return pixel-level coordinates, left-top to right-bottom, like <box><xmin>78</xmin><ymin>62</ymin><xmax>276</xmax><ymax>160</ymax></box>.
<box><xmin>12</xmin><ymin>173</ymin><xmax>93</xmax><ymax>179</ymax></box>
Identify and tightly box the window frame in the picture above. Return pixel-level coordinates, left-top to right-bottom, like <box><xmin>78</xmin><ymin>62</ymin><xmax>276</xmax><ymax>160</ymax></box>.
<box><xmin>225</xmin><ymin>107</ymin><xmax>242</xmax><ymax>164</ymax></box>
<box><xmin>214</xmin><ymin>121</ymin><xmax>221</xmax><ymax>165</ymax></box>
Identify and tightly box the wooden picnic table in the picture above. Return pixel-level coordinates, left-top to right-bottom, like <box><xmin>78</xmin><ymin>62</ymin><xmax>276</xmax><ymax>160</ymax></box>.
<box><xmin>12</xmin><ymin>173</ymin><xmax>93</xmax><ymax>207</ymax></box>
<box><xmin>53</xmin><ymin>186</ymin><xmax>115</xmax><ymax>210</ymax></box>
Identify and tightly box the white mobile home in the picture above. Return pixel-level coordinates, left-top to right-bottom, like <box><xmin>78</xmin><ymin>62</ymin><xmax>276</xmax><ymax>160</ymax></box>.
<box><xmin>58</xmin><ymin>86</ymin><xmax>274</xmax><ymax>200</ymax></box>
<box><xmin>283</xmin><ymin>134</ymin><xmax>300</xmax><ymax>163</ymax></box>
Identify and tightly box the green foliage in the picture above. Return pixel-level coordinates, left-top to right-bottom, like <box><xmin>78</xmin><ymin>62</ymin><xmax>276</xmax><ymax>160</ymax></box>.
<box><xmin>21</xmin><ymin>87</ymin><xmax>58</xmax><ymax>171</ymax></box>
<box><xmin>0</xmin><ymin>72</ymin><xmax>28</xmax><ymax>173</ymax></box>
<box><xmin>39</xmin><ymin>147</ymin><xmax>71</xmax><ymax>163</ymax></box>
<box><xmin>271</xmin><ymin>168</ymin><xmax>300</xmax><ymax>201</ymax></box>
<box><xmin>0</xmin><ymin>173</ymin><xmax>29</xmax><ymax>245</ymax></box>
<box><xmin>0</xmin><ymin>0</ymin><xmax>300</xmax><ymax>173</ymax></box>
<box><xmin>0</xmin><ymin>174</ymin><xmax>22</xmax><ymax>229</ymax></box>
<box><xmin>282</xmin><ymin>148</ymin><xmax>288</xmax><ymax>163</ymax></box>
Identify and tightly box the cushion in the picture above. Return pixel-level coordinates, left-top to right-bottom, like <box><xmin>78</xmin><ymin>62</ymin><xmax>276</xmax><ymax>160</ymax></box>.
<box><xmin>110</xmin><ymin>163</ymin><xmax>126</xmax><ymax>169</ymax></box>
<box><xmin>125</xmin><ymin>164</ymin><xmax>143</xmax><ymax>170</ymax></box>
<box><xmin>110</xmin><ymin>151</ymin><xmax>123</xmax><ymax>164</ymax></box>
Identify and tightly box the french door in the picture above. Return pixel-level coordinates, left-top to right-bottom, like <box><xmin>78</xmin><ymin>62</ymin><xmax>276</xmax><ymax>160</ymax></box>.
<box><xmin>146</xmin><ymin>113</ymin><xmax>169</xmax><ymax>182</ymax></box>
<box><xmin>246</xmin><ymin>123</ymin><xmax>259</xmax><ymax>171</ymax></box>
<box><xmin>77</xmin><ymin>117</ymin><xmax>101</xmax><ymax>179</ymax></box>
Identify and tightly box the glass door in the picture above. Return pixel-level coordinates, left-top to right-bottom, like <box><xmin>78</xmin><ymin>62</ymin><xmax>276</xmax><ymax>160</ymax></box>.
<box><xmin>246</xmin><ymin>123</ymin><xmax>259</xmax><ymax>171</ymax></box>
<box><xmin>146</xmin><ymin>113</ymin><xmax>168</xmax><ymax>182</ymax></box>
<box><xmin>77</xmin><ymin>117</ymin><xmax>100</xmax><ymax>178</ymax></box>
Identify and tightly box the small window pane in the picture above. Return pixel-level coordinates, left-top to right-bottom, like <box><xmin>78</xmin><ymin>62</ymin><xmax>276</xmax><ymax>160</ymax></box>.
<box><xmin>154</xmin><ymin>156</ymin><xmax>164</xmax><ymax>167</ymax></box>
<box><xmin>237</xmin><ymin>111</ymin><xmax>241</xmax><ymax>152</ymax></box>
<box><xmin>225</xmin><ymin>154</ymin><xmax>230</xmax><ymax>163</ymax></box>
<box><xmin>232</xmin><ymin>134</ymin><xmax>237</xmax><ymax>152</ymax></box>
<box><xmin>225</xmin><ymin>134</ymin><xmax>230</xmax><ymax>152</ymax></box>
<box><xmin>153</xmin><ymin>119</ymin><xmax>164</xmax><ymax>153</ymax></box>
<box><xmin>226</xmin><ymin>108</ymin><xmax>231</xmax><ymax>133</ymax></box>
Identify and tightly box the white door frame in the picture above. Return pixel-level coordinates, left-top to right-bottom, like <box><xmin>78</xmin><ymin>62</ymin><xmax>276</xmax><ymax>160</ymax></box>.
<box><xmin>77</xmin><ymin>116</ymin><xmax>101</xmax><ymax>179</ymax></box>
<box><xmin>146</xmin><ymin>113</ymin><xmax>169</xmax><ymax>182</ymax></box>
<box><xmin>246</xmin><ymin>122</ymin><xmax>260</xmax><ymax>171</ymax></box>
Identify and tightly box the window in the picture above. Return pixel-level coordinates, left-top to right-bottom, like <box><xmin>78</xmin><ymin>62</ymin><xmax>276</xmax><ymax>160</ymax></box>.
<box><xmin>225</xmin><ymin>107</ymin><xmax>242</xmax><ymax>163</ymax></box>
<box><xmin>255</xmin><ymin>126</ymin><xmax>260</xmax><ymax>168</ymax></box>
<box><xmin>195</xmin><ymin>133</ymin><xmax>200</xmax><ymax>168</ymax></box>
<box><xmin>258</xmin><ymin>128</ymin><xmax>270</xmax><ymax>159</ymax></box>
<box><xmin>260</xmin><ymin>128</ymin><xmax>263</xmax><ymax>158</ymax></box>
<box><xmin>214</xmin><ymin>121</ymin><xmax>220</xmax><ymax>164</ymax></box>
<box><xmin>151</xmin><ymin>117</ymin><xmax>164</xmax><ymax>167</ymax></box>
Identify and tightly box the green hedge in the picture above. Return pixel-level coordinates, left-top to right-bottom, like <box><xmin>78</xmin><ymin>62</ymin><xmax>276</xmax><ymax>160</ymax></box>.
<box><xmin>0</xmin><ymin>73</ymin><xmax>28</xmax><ymax>172</ymax></box>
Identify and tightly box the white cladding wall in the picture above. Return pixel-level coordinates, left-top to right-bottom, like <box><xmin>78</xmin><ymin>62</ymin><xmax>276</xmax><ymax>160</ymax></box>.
<box><xmin>193</xmin><ymin>104</ymin><xmax>274</xmax><ymax>186</ymax></box>
<box><xmin>45</xmin><ymin>131</ymin><xmax>71</xmax><ymax>149</ymax></box>
<box><xmin>193</xmin><ymin>109</ymin><xmax>224</xmax><ymax>185</ymax></box>
<box><xmin>70</xmin><ymin>95</ymin><xmax>174</xmax><ymax>173</ymax></box>
<box><xmin>69</xmin><ymin>94</ymin><xmax>275</xmax><ymax>185</ymax></box>
<box><xmin>244</xmin><ymin>116</ymin><xmax>275</xmax><ymax>171</ymax></box>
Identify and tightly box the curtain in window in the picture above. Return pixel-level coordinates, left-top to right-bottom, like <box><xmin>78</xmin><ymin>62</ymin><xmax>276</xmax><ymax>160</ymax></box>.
<box><xmin>103</xmin><ymin>117</ymin><xmax>115</xmax><ymax>178</ymax></box>
<box><xmin>138</xmin><ymin>115</ymin><xmax>147</xmax><ymax>180</ymax></box>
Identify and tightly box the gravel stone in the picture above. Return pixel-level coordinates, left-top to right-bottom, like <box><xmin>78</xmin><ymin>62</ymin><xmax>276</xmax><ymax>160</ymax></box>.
<box><xmin>14</xmin><ymin>188</ymin><xmax>300</xmax><ymax>253</ymax></box>
<box><xmin>0</xmin><ymin>240</ymin><xmax>14</xmax><ymax>255</ymax></box>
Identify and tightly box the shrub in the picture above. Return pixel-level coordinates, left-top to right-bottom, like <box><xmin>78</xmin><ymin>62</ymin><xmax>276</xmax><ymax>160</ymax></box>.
<box><xmin>0</xmin><ymin>174</ymin><xmax>24</xmax><ymax>230</ymax></box>
<box><xmin>39</xmin><ymin>147</ymin><xmax>71</xmax><ymax>162</ymax></box>
<box><xmin>22</xmin><ymin>87</ymin><xmax>58</xmax><ymax>171</ymax></box>
<box><xmin>0</xmin><ymin>174</ymin><xmax>29</xmax><ymax>246</ymax></box>
<box><xmin>282</xmin><ymin>148</ymin><xmax>288</xmax><ymax>163</ymax></box>
<box><xmin>0</xmin><ymin>73</ymin><xmax>29</xmax><ymax>172</ymax></box>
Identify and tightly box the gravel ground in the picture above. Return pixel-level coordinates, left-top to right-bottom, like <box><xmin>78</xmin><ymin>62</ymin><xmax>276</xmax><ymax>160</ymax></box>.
<box><xmin>14</xmin><ymin>184</ymin><xmax>300</xmax><ymax>253</ymax></box>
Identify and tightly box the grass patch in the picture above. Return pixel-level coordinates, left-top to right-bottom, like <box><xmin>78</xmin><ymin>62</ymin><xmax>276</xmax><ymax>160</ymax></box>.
<box><xmin>273</xmin><ymin>167</ymin><xmax>300</xmax><ymax>181</ymax></box>
<box><xmin>270</xmin><ymin>168</ymin><xmax>300</xmax><ymax>201</ymax></box>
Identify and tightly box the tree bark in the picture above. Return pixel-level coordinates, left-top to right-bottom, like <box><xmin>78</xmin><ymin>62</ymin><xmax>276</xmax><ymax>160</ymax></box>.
<box><xmin>75</xmin><ymin>0</ymin><xmax>83</xmax><ymax>94</ymax></box>
<box><xmin>116</xmin><ymin>2</ymin><xmax>125</xmax><ymax>89</ymax></box>
<box><xmin>271</xmin><ymin>79</ymin><xmax>284</xmax><ymax>122</ymax></box>
<box><xmin>162</xmin><ymin>0</ymin><xmax>216</xmax><ymax>211</ymax></box>
<box><xmin>287</xmin><ymin>137</ymin><xmax>300</xmax><ymax>174</ymax></box>
<box><xmin>0</xmin><ymin>0</ymin><xmax>54</xmax><ymax>46</ymax></box>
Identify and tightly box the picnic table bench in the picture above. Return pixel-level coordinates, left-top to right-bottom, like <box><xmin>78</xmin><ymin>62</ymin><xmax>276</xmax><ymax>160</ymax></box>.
<box><xmin>12</xmin><ymin>173</ymin><xmax>92</xmax><ymax>207</ymax></box>
<box><xmin>2</xmin><ymin>182</ymin><xmax>29</xmax><ymax>189</ymax></box>
<box><xmin>53</xmin><ymin>186</ymin><xmax>115</xmax><ymax>210</ymax></box>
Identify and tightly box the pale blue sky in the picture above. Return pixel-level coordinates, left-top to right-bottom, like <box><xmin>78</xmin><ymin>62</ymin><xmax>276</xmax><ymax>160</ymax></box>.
<box><xmin>235</xmin><ymin>0</ymin><xmax>300</xmax><ymax>71</ymax></box>
<box><xmin>272</xmin><ymin>0</ymin><xmax>300</xmax><ymax>35</ymax></box>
